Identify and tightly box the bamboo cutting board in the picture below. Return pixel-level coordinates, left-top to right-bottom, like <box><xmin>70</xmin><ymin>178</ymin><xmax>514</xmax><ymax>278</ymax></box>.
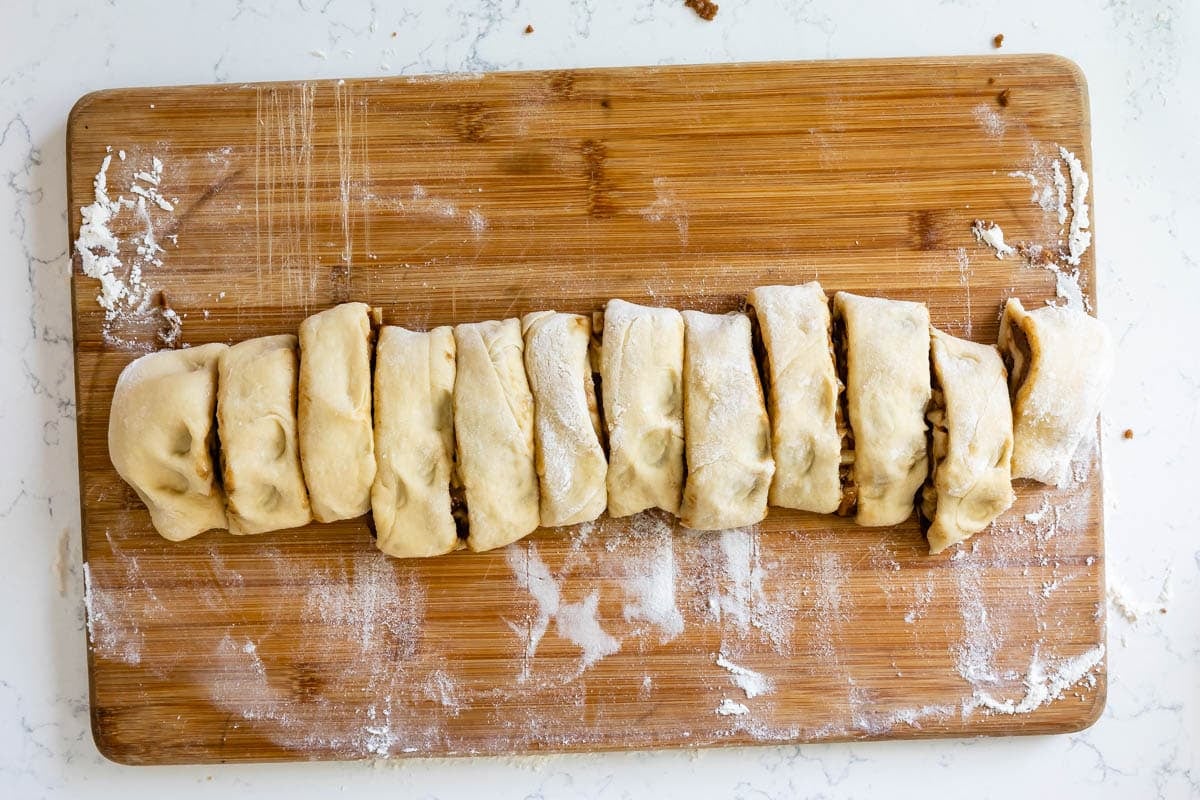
<box><xmin>69</xmin><ymin>56</ymin><xmax>1107</xmax><ymax>765</ymax></box>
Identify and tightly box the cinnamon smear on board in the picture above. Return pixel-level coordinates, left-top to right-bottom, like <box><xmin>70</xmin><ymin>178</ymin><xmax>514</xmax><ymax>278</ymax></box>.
<box><xmin>685</xmin><ymin>0</ymin><xmax>718</xmax><ymax>21</ymax></box>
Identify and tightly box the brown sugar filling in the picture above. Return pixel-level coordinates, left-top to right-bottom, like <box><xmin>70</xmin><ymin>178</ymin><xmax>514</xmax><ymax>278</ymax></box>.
<box><xmin>919</xmin><ymin>384</ymin><xmax>948</xmax><ymax>533</ymax></box>
<box><xmin>831</xmin><ymin>310</ymin><xmax>857</xmax><ymax>516</ymax></box>
<box><xmin>1002</xmin><ymin>317</ymin><xmax>1033</xmax><ymax>403</ymax></box>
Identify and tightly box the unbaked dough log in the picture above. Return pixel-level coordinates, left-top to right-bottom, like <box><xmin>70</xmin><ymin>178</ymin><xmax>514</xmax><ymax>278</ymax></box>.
<box><xmin>522</xmin><ymin>311</ymin><xmax>608</xmax><ymax>527</ymax></box>
<box><xmin>833</xmin><ymin>292</ymin><xmax>931</xmax><ymax>527</ymax></box>
<box><xmin>108</xmin><ymin>344</ymin><xmax>229</xmax><ymax>541</ymax></box>
<box><xmin>679</xmin><ymin>311</ymin><xmax>775</xmax><ymax>530</ymax></box>
<box><xmin>217</xmin><ymin>334</ymin><xmax>311</xmax><ymax>535</ymax></box>
<box><xmin>600</xmin><ymin>299</ymin><xmax>686</xmax><ymax>518</ymax></box>
<box><xmin>453</xmin><ymin>318</ymin><xmax>540</xmax><ymax>551</ymax></box>
<box><xmin>747</xmin><ymin>283</ymin><xmax>841</xmax><ymax>514</ymax></box>
<box><xmin>298</xmin><ymin>302</ymin><xmax>376</xmax><ymax>523</ymax></box>
<box><xmin>920</xmin><ymin>328</ymin><xmax>1015</xmax><ymax>554</ymax></box>
<box><xmin>371</xmin><ymin>325</ymin><xmax>460</xmax><ymax>558</ymax></box>
<box><xmin>998</xmin><ymin>298</ymin><xmax>1114</xmax><ymax>486</ymax></box>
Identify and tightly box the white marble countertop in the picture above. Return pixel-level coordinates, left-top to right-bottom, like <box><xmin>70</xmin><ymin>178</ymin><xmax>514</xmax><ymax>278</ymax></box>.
<box><xmin>3</xmin><ymin>0</ymin><xmax>1197</xmax><ymax>796</ymax></box>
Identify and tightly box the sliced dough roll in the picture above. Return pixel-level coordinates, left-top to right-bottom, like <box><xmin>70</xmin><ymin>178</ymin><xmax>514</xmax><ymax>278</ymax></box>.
<box><xmin>108</xmin><ymin>344</ymin><xmax>228</xmax><ymax>541</ymax></box>
<box><xmin>298</xmin><ymin>302</ymin><xmax>377</xmax><ymax>523</ymax></box>
<box><xmin>453</xmin><ymin>318</ymin><xmax>540</xmax><ymax>551</ymax></box>
<box><xmin>522</xmin><ymin>311</ymin><xmax>608</xmax><ymax>527</ymax></box>
<box><xmin>600</xmin><ymin>299</ymin><xmax>686</xmax><ymax>518</ymax></box>
<box><xmin>832</xmin><ymin>292</ymin><xmax>931</xmax><ymax>527</ymax></box>
<box><xmin>371</xmin><ymin>326</ymin><xmax>459</xmax><ymax>558</ymax></box>
<box><xmin>998</xmin><ymin>298</ymin><xmax>1114</xmax><ymax>486</ymax></box>
<box><xmin>217</xmin><ymin>335</ymin><xmax>311</xmax><ymax>535</ymax></box>
<box><xmin>920</xmin><ymin>329</ymin><xmax>1016</xmax><ymax>554</ymax></box>
<box><xmin>747</xmin><ymin>283</ymin><xmax>841</xmax><ymax>514</ymax></box>
<box><xmin>679</xmin><ymin>311</ymin><xmax>775</xmax><ymax>530</ymax></box>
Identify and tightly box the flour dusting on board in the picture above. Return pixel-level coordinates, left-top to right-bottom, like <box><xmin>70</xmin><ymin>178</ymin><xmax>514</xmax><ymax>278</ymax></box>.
<box><xmin>972</xmin><ymin>220</ymin><xmax>1016</xmax><ymax>259</ymax></box>
<box><xmin>811</xmin><ymin>551</ymin><xmax>849</xmax><ymax>660</ymax></box>
<box><xmin>715</xmin><ymin>653</ymin><xmax>773</xmax><ymax>699</ymax></box>
<box><xmin>506</xmin><ymin>542</ymin><xmax>621</xmax><ymax>681</ymax></box>
<box><xmin>302</xmin><ymin>553</ymin><xmax>424</xmax><ymax>657</ymax></box>
<box><xmin>972</xmin><ymin>103</ymin><xmax>1007</xmax><ymax>137</ymax></box>
<box><xmin>75</xmin><ymin>149</ymin><xmax>183</xmax><ymax>349</ymax></box>
<box><xmin>639</xmin><ymin>177</ymin><xmax>690</xmax><ymax>246</ymax></box>
<box><xmin>980</xmin><ymin>143</ymin><xmax>1094</xmax><ymax>311</ymax></box>
<box><xmin>619</xmin><ymin>523</ymin><xmax>685</xmax><ymax>643</ymax></box>
<box><xmin>711</xmin><ymin>528</ymin><xmax>796</xmax><ymax>652</ymax></box>
<box><xmin>716</xmin><ymin>698</ymin><xmax>750</xmax><ymax>716</ymax></box>
<box><xmin>83</xmin><ymin>562</ymin><xmax>143</xmax><ymax>665</ymax></box>
<box><xmin>967</xmin><ymin>645</ymin><xmax>1105</xmax><ymax>715</ymax></box>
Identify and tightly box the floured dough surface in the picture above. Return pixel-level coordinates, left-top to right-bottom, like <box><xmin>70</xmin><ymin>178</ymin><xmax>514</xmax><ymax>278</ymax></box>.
<box><xmin>108</xmin><ymin>343</ymin><xmax>229</xmax><ymax>541</ymax></box>
<box><xmin>372</xmin><ymin>325</ymin><xmax>460</xmax><ymax>558</ymax></box>
<box><xmin>453</xmin><ymin>318</ymin><xmax>540</xmax><ymax>551</ymax></box>
<box><xmin>921</xmin><ymin>328</ymin><xmax>1015</xmax><ymax>554</ymax></box>
<box><xmin>679</xmin><ymin>311</ymin><xmax>775</xmax><ymax>530</ymax></box>
<box><xmin>834</xmin><ymin>292</ymin><xmax>931</xmax><ymax>527</ymax></box>
<box><xmin>298</xmin><ymin>302</ymin><xmax>377</xmax><ymax>523</ymax></box>
<box><xmin>522</xmin><ymin>311</ymin><xmax>607</xmax><ymax>527</ymax></box>
<box><xmin>600</xmin><ymin>299</ymin><xmax>686</xmax><ymax>517</ymax></box>
<box><xmin>217</xmin><ymin>334</ymin><xmax>311</xmax><ymax>535</ymax></box>
<box><xmin>748</xmin><ymin>283</ymin><xmax>841</xmax><ymax>514</ymax></box>
<box><xmin>999</xmin><ymin>298</ymin><xmax>1114</xmax><ymax>486</ymax></box>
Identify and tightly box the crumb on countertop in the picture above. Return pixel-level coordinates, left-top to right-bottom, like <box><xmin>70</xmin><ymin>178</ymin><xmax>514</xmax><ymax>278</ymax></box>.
<box><xmin>993</xmin><ymin>33</ymin><xmax>1005</xmax><ymax>48</ymax></box>
<box><xmin>1123</xmin><ymin>429</ymin><xmax>1134</xmax><ymax>440</ymax></box>
<box><xmin>685</xmin><ymin>0</ymin><xmax>719</xmax><ymax>21</ymax></box>
<box><xmin>524</xmin><ymin>24</ymin><xmax>534</xmax><ymax>34</ymax></box>
<box><xmin>998</xmin><ymin>88</ymin><xmax>1011</xmax><ymax>107</ymax></box>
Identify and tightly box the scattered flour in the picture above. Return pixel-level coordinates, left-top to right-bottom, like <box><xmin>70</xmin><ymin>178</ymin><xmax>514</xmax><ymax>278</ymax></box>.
<box><xmin>639</xmin><ymin>177</ymin><xmax>689</xmax><ymax>246</ymax></box>
<box><xmin>556</xmin><ymin>591</ymin><xmax>621</xmax><ymax>668</ymax></box>
<box><xmin>1059</xmin><ymin>146</ymin><xmax>1092</xmax><ymax>266</ymax></box>
<box><xmin>968</xmin><ymin>645</ymin><xmax>1105</xmax><ymax>715</ymax></box>
<box><xmin>619</xmin><ymin>514</ymin><xmax>685</xmax><ymax>643</ymax></box>
<box><xmin>849</xmin><ymin>687</ymin><xmax>955</xmax><ymax>734</ymax></box>
<box><xmin>715</xmin><ymin>653</ymin><xmax>773</xmax><ymax>699</ymax></box>
<box><xmin>1108</xmin><ymin>568</ymin><xmax>1172</xmax><ymax>623</ymax></box>
<box><xmin>903</xmin><ymin>575</ymin><xmax>935</xmax><ymax>624</ymax></box>
<box><xmin>954</xmin><ymin>554</ymin><xmax>1001</xmax><ymax>685</ymax></box>
<box><xmin>972</xmin><ymin>103</ymin><xmax>1007</xmax><ymax>136</ymax></box>
<box><xmin>422</xmin><ymin>670</ymin><xmax>462</xmax><ymax>715</ymax></box>
<box><xmin>82</xmin><ymin>562</ymin><xmax>143</xmax><ymax>665</ymax></box>
<box><xmin>74</xmin><ymin>150</ymin><xmax>183</xmax><ymax>349</ymax></box>
<box><xmin>994</xmin><ymin>143</ymin><xmax>1094</xmax><ymax>311</ymax></box>
<box><xmin>301</xmin><ymin>553</ymin><xmax>424</xmax><ymax>657</ymax></box>
<box><xmin>811</xmin><ymin>551</ymin><xmax>849</xmax><ymax>660</ymax></box>
<box><xmin>716</xmin><ymin>698</ymin><xmax>750</xmax><ymax>717</ymax></box>
<box><xmin>506</xmin><ymin>542</ymin><xmax>621</xmax><ymax>680</ymax></box>
<box><xmin>972</xmin><ymin>219</ymin><xmax>1016</xmax><ymax>258</ymax></box>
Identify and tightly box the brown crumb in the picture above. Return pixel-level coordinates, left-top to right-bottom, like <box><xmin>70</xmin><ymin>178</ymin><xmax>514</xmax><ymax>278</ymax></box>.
<box><xmin>1123</xmin><ymin>428</ymin><xmax>1134</xmax><ymax>439</ymax></box>
<box><xmin>987</xmin><ymin>76</ymin><xmax>996</xmax><ymax>85</ymax></box>
<box><xmin>391</xmin><ymin>31</ymin><xmax>397</xmax><ymax>38</ymax></box>
<box><xmin>524</xmin><ymin>24</ymin><xmax>534</xmax><ymax>34</ymax></box>
<box><xmin>684</xmin><ymin>0</ymin><xmax>719</xmax><ymax>21</ymax></box>
<box><xmin>993</xmin><ymin>33</ymin><xmax>1005</xmax><ymax>48</ymax></box>
<box><xmin>998</xmin><ymin>88</ymin><xmax>1011</xmax><ymax>107</ymax></box>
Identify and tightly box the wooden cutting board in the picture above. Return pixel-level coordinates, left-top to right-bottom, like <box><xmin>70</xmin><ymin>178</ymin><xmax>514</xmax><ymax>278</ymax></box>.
<box><xmin>69</xmin><ymin>55</ymin><xmax>1107</xmax><ymax>766</ymax></box>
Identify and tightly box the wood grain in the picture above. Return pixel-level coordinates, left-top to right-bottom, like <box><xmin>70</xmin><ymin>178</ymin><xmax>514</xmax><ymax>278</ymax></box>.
<box><xmin>68</xmin><ymin>55</ymin><xmax>1106</xmax><ymax>765</ymax></box>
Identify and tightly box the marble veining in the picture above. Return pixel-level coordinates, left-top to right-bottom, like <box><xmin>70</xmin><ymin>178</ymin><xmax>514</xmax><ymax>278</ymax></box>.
<box><xmin>1</xmin><ymin>0</ymin><xmax>1196</xmax><ymax>797</ymax></box>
